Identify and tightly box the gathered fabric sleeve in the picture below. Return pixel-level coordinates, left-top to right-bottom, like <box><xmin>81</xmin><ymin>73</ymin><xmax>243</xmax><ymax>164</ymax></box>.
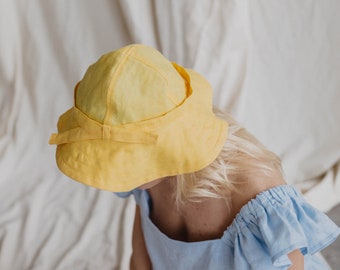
<box><xmin>224</xmin><ymin>185</ymin><xmax>340</xmax><ymax>269</ymax></box>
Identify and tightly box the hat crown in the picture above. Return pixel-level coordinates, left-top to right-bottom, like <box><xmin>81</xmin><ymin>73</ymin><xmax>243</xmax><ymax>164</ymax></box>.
<box><xmin>50</xmin><ymin>44</ymin><xmax>229</xmax><ymax>192</ymax></box>
<box><xmin>75</xmin><ymin>44</ymin><xmax>187</xmax><ymax>125</ymax></box>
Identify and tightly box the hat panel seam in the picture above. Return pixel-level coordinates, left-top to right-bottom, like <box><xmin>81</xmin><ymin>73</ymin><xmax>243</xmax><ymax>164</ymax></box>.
<box><xmin>127</xmin><ymin>55</ymin><xmax>181</xmax><ymax>108</ymax></box>
<box><xmin>129</xmin><ymin>54</ymin><xmax>183</xmax><ymax>106</ymax></box>
<box><xmin>114</xmin><ymin>64</ymin><xmax>194</xmax><ymax>127</ymax></box>
<box><xmin>111</xmin><ymin>70</ymin><xmax>201</xmax><ymax>130</ymax></box>
<box><xmin>104</xmin><ymin>47</ymin><xmax>135</xmax><ymax>125</ymax></box>
<box><xmin>130</xmin><ymin>54</ymin><xmax>168</xmax><ymax>81</ymax></box>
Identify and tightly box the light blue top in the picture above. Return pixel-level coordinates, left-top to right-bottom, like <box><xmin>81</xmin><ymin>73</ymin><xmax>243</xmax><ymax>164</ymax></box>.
<box><xmin>117</xmin><ymin>185</ymin><xmax>340</xmax><ymax>269</ymax></box>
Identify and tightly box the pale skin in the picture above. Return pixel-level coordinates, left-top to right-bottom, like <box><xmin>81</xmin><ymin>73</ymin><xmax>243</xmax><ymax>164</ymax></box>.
<box><xmin>130</xmin><ymin>173</ymin><xmax>304</xmax><ymax>270</ymax></box>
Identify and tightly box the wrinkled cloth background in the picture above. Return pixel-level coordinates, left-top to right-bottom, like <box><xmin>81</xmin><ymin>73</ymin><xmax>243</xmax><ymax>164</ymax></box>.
<box><xmin>0</xmin><ymin>1</ymin><xmax>339</xmax><ymax>269</ymax></box>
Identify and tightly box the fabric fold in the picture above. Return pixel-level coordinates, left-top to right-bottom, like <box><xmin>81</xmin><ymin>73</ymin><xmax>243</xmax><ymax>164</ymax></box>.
<box><xmin>223</xmin><ymin>185</ymin><xmax>340</xmax><ymax>269</ymax></box>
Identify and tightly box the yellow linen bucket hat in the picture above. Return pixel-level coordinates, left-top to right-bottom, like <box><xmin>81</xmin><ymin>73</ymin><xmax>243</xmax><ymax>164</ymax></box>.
<box><xmin>49</xmin><ymin>44</ymin><xmax>228</xmax><ymax>192</ymax></box>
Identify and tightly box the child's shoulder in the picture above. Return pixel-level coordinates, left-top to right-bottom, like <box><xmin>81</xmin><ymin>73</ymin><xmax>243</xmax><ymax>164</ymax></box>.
<box><xmin>230</xmin><ymin>170</ymin><xmax>286</xmax><ymax>217</ymax></box>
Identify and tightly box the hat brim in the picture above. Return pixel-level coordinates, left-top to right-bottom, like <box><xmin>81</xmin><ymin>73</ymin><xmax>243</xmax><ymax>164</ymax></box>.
<box><xmin>53</xmin><ymin>69</ymin><xmax>228</xmax><ymax>192</ymax></box>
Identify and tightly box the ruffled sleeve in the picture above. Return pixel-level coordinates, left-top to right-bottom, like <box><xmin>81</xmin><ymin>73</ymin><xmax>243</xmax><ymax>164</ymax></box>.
<box><xmin>223</xmin><ymin>185</ymin><xmax>340</xmax><ymax>269</ymax></box>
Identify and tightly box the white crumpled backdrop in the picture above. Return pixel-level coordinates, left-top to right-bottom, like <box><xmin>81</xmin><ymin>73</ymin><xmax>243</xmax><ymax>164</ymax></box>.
<box><xmin>1</xmin><ymin>1</ymin><xmax>339</xmax><ymax>269</ymax></box>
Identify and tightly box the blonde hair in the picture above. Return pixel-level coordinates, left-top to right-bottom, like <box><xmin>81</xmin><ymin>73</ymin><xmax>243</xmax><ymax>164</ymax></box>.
<box><xmin>174</xmin><ymin>109</ymin><xmax>283</xmax><ymax>206</ymax></box>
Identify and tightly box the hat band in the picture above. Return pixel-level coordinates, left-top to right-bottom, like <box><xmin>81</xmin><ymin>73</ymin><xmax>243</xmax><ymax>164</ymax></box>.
<box><xmin>49</xmin><ymin>107</ymin><xmax>158</xmax><ymax>145</ymax></box>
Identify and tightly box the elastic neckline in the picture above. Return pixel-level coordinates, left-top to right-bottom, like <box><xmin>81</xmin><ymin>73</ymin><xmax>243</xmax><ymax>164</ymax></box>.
<box><xmin>139</xmin><ymin>184</ymin><xmax>298</xmax><ymax>248</ymax></box>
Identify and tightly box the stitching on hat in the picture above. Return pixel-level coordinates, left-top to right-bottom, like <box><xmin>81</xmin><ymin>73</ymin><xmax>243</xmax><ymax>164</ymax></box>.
<box><xmin>130</xmin><ymin>54</ymin><xmax>184</xmax><ymax>106</ymax></box>
<box><xmin>130</xmin><ymin>54</ymin><xmax>168</xmax><ymax>82</ymax></box>
<box><xmin>104</xmin><ymin>47</ymin><xmax>135</xmax><ymax>125</ymax></box>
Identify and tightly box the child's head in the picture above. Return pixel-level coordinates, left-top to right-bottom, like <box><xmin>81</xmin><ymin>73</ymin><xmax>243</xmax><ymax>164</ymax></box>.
<box><xmin>49</xmin><ymin>44</ymin><xmax>228</xmax><ymax>192</ymax></box>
